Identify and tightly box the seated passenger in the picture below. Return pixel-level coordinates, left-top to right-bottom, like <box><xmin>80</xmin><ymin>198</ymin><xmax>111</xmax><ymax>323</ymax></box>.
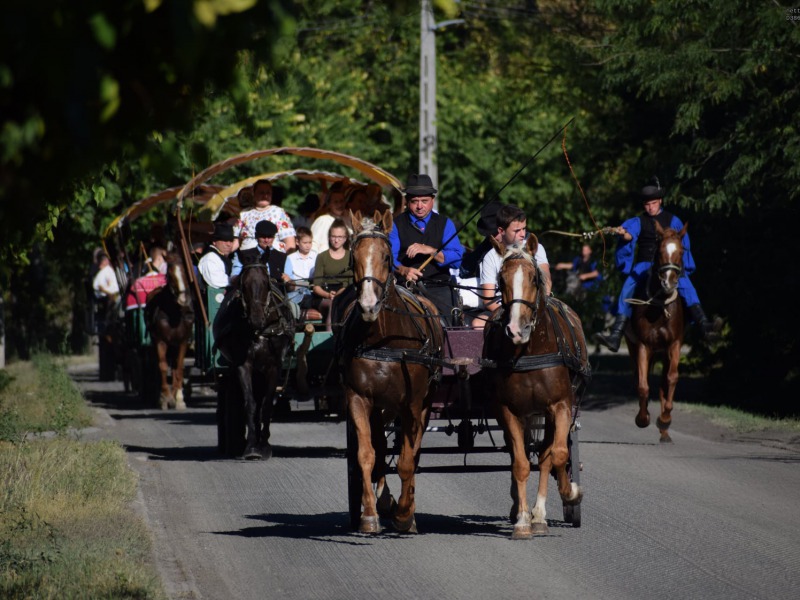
<box><xmin>312</xmin><ymin>219</ymin><xmax>353</xmax><ymax>331</ymax></box>
<box><xmin>285</xmin><ymin>227</ymin><xmax>323</xmax><ymax>320</ymax></box>
<box><xmin>198</xmin><ymin>222</ymin><xmax>237</xmax><ymax>289</ymax></box>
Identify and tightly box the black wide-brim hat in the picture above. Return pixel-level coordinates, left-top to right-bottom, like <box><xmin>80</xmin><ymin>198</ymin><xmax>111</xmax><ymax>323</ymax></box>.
<box><xmin>477</xmin><ymin>200</ymin><xmax>503</xmax><ymax>237</ymax></box>
<box><xmin>212</xmin><ymin>222</ymin><xmax>236</xmax><ymax>241</ymax></box>
<box><xmin>403</xmin><ymin>173</ymin><xmax>437</xmax><ymax>197</ymax></box>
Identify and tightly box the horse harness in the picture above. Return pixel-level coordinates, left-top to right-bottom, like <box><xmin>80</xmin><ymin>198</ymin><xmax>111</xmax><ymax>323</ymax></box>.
<box><xmin>239</xmin><ymin>262</ymin><xmax>295</xmax><ymax>338</ymax></box>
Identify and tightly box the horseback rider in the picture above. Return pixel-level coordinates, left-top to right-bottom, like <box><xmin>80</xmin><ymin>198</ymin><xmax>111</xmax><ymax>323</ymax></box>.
<box><xmin>388</xmin><ymin>173</ymin><xmax>464</xmax><ymax>325</ymax></box>
<box><xmin>595</xmin><ymin>179</ymin><xmax>719</xmax><ymax>352</ymax></box>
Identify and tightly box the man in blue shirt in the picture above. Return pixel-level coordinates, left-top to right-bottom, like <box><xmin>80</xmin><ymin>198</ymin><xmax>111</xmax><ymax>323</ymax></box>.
<box><xmin>388</xmin><ymin>174</ymin><xmax>464</xmax><ymax>324</ymax></box>
<box><xmin>596</xmin><ymin>180</ymin><xmax>719</xmax><ymax>352</ymax></box>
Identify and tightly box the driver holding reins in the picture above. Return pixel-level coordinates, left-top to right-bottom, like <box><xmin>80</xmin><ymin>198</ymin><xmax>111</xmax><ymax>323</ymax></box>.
<box><xmin>595</xmin><ymin>178</ymin><xmax>720</xmax><ymax>352</ymax></box>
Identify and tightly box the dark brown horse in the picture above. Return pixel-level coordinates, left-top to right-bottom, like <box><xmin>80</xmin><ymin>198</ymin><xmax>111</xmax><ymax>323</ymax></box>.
<box><xmin>145</xmin><ymin>252</ymin><xmax>194</xmax><ymax>410</ymax></box>
<box><xmin>483</xmin><ymin>235</ymin><xmax>590</xmax><ymax>539</ymax></box>
<box><xmin>214</xmin><ymin>255</ymin><xmax>295</xmax><ymax>459</ymax></box>
<box><xmin>341</xmin><ymin>210</ymin><xmax>444</xmax><ymax>533</ymax></box>
<box><xmin>624</xmin><ymin>222</ymin><xmax>688</xmax><ymax>443</ymax></box>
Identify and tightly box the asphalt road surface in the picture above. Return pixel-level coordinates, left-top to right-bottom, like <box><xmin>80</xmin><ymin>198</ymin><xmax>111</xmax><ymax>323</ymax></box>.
<box><xmin>73</xmin><ymin>361</ymin><xmax>800</xmax><ymax>600</ymax></box>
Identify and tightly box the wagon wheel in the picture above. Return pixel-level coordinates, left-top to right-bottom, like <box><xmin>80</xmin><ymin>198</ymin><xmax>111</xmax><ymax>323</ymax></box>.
<box><xmin>563</xmin><ymin>427</ymin><xmax>581</xmax><ymax>528</ymax></box>
<box><xmin>224</xmin><ymin>375</ymin><xmax>247</xmax><ymax>458</ymax></box>
<box><xmin>346</xmin><ymin>415</ymin><xmax>363</xmax><ymax>530</ymax></box>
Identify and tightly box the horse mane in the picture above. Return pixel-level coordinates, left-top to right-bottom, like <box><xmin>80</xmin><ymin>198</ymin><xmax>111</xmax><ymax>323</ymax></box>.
<box><xmin>356</xmin><ymin>215</ymin><xmax>380</xmax><ymax>235</ymax></box>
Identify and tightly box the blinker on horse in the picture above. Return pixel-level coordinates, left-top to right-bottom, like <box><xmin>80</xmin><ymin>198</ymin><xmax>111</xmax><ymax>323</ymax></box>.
<box><xmin>145</xmin><ymin>252</ymin><xmax>194</xmax><ymax>410</ymax></box>
<box><xmin>214</xmin><ymin>252</ymin><xmax>295</xmax><ymax>460</ymax></box>
<box><xmin>624</xmin><ymin>222</ymin><xmax>688</xmax><ymax>443</ymax></box>
<box><xmin>342</xmin><ymin>210</ymin><xmax>444</xmax><ymax>533</ymax></box>
<box><xmin>483</xmin><ymin>234</ymin><xmax>590</xmax><ymax>538</ymax></box>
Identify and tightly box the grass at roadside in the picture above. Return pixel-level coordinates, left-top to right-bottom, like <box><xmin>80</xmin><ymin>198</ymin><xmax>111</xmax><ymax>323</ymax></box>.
<box><xmin>681</xmin><ymin>402</ymin><xmax>800</xmax><ymax>434</ymax></box>
<box><xmin>0</xmin><ymin>356</ymin><xmax>165</xmax><ymax>599</ymax></box>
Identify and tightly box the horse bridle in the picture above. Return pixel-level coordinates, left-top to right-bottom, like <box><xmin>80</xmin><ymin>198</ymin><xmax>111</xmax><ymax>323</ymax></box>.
<box><xmin>239</xmin><ymin>262</ymin><xmax>276</xmax><ymax>318</ymax></box>
<box><xmin>501</xmin><ymin>254</ymin><xmax>543</xmax><ymax>328</ymax></box>
<box><xmin>350</xmin><ymin>229</ymin><xmax>394</xmax><ymax>308</ymax></box>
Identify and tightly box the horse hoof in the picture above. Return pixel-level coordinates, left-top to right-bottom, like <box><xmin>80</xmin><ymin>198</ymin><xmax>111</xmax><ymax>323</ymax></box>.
<box><xmin>392</xmin><ymin>514</ymin><xmax>418</xmax><ymax>534</ymax></box>
<box><xmin>635</xmin><ymin>413</ymin><xmax>650</xmax><ymax>428</ymax></box>
<box><xmin>243</xmin><ymin>447</ymin><xmax>262</xmax><ymax>460</ymax></box>
<box><xmin>659</xmin><ymin>434</ymin><xmax>673</xmax><ymax>444</ymax></box>
<box><xmin>512</xmin><ymin>525</ymin><xmax>533</xmax><ymax>540</ymax></box>
<box><xmin>175</xmin><ymin>401</ymin><xmax>187</xmax><ymax>411</ymax></box>
<box><xmin>259</xmin><ymin>444</ymin><xmax>273</xmax><ymax>460</ymax></box>
<box><xmin>376</xmin><ymin>489</ymin><xmax>397</xmax><ymax>519</ymax></box>
<box><xmin>532</xmin><ymin>522</ymin><xmax>549</xmax><ymax>536</ymax></box>
<box><xmin>359</xmin><ymin>516</ymin><xmax>382</xmax><ymax>534</ymax></box>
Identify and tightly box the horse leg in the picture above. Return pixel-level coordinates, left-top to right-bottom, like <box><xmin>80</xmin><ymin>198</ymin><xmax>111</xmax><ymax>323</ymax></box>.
<box><xmin>551</xmin><ymin>400</ymin><xmax>582</xmax><ymax>511</ymax></box>
<box><xmin>372</xmin><ymin>412</ymin><xmax>396</xmax><ymax>518</ymax></box>
<box><xmin>348</xmin><ymin>391</ymin><xmax>380</xmax><ymax>533</ymax></box>
<box><xmin>498</xmin><ymin>404</ymin><xmax>533</xmax><ymax>539</ymax></box>
<box><xmin>238</xmin><ymin>364</ymin><xmax>261</xmax><ymax>460</ymax></box>
<box><xmin>634</xmin><ymin>344</ymin><xmax>651</xmax><ymax>428</ymax></box>
<box><xmin>657</xmin><ymin>341</ymin><xmax>681</xmax><ymax>443</ymax></box>
<box><xmin>256</xmin><ymin>367</ymin><xmax>278</xmax><ymax>460</ymax></box>
<box><xmin>156</xmin><ymin>341</ymin><xmax>172</xmax><ymax>410</ymax></box>
<box><xmin>392</xmin><ymin>403</ymin><xmax>428</xmax><ymax>534</ymax></box>
<box><xmin>531</xmin><ymin>412</ymin><xmax>554</xmax><ymax>535</ymax></box>
<box><xmin>172</xmin><ymin>341</ymin><xmax>188</xmax><ymax>410</ymax></box>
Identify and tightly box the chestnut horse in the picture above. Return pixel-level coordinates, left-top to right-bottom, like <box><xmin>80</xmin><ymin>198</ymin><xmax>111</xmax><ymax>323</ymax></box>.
<box><xmin>341</xmin><ymin>211</ymin><xmax>444</xmax><ymax>533</ymax></box>
<box><xmin>145</xmin><ymin>252</ymin><xmax>194</xmax><ymax>410</ymax></box>
<box><xmin>623</xmin><ymin>222</ymin><xmax>688</xmax><ymax>443</ymax></box>
<box><xmin>483</xmin><ymin>235</ymin><xmax>590</xmax><ymax>538</ymax></box>
<box><xmin>214</xmin><ymin>256</ymin><xmax>295</xmax><ymax>459</ymax></box>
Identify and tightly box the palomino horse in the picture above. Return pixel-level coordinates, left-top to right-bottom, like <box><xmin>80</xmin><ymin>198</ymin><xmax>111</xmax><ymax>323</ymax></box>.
<box><xmin>145</xmin><ymin>252</ymin><xmax>194</xmax><ymax>410</ymax></box>
<box><xmin>341</xmin><ymin>210</ymin><xmax>444</xmax><ymax>533</ymax></box>
<box><xmin>214</xmin><ymin>254</ymin><xmax>295</xmax><ymax>459</ymax></box>
<box><xmin>624</xmin><ymin>222</ymin><xmax>688</xmax><ymax>443</ymax></box>
<box><xmin>483</xmin><ymin>235</ymin><xmax>590</xmax><ymax>539</ymax></box>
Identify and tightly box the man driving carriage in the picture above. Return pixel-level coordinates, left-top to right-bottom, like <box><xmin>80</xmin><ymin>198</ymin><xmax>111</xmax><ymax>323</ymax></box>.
<box><xmin>198</xmin><ymin>222</ymin><xmax>237</xmax><ymax>289</ymax></box>
<box><xmin>595</xmin><ymin>179</ymin><xmax>720</xmax><ymax>352</ymax></box>
<box><xmin>388</xmin><ymin>173</ymin><xmax>464</xmax><ymax>325</ymax></box>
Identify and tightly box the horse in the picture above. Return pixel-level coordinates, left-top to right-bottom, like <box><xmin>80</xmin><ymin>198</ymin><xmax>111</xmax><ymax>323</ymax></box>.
<box><xmin>144</xmin><ymin>252</ymin><xmax>194</xmax><ymax>410</ymax></box>
<box><xmin>623</xmin><ymin>222</ymin><xmax>688</xmax><ymax>443</ymax></box>
<box><xmin>341</xmin><ymin>210</ymin><xmax>445</xmax><ymax>533</ymax></box>
<box><xmin>214</xmin><ymin>252</ymin><xmax>296</xmax><ymax>459</ymax></box>
<box><xmin>483</xmin><ymin>234</ymin><xmax>590</xmax><ymax>539</ymax></box>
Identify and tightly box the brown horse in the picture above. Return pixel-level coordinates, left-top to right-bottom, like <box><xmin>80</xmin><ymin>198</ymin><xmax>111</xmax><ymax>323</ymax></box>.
<box><xmin>483</xmin><ymin>235</ymin><xmax>590</xmax><ymax>539</ymax></box>
<box><xmin>341</xmin><ymin>210</ymin><xmax>444</xmax><ymax>533</ymax></box>
<box><xmin>145</xmin><ymin>252</ymin><xmax>195</xmax><ymax>410</ymax></box>
<box><xmin>624</xmin><ymin>222</ymin><xmax>688</xmax><ymax>443</ymax></box>
<box><xmin>214</xmin><ymin>255</ymin><xmax>296</xmax><ymax>459</ymax></box>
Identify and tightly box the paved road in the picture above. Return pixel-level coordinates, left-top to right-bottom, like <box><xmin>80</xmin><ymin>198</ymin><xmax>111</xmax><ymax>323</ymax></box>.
<box><xmin>73</xmin><ymin>364</ymin><xmax>800</xmax><ymax>600</ymax></box>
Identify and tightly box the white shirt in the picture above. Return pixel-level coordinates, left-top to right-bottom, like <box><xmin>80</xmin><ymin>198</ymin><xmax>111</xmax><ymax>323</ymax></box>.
<box><xmin>286</xmin><ymin>250</ymin><xmax>318</xmax><ymax>303</ymax></box>
<box><xmin>479</xmin><ymin>242</ymin><xmax>548</xmax><ymax>303</ymax></box>
<box><xmin>198</xmin><ymin>250</ymin><xmax>230</xmax><ymax>289</ymax></box>
<box><xmin>93</xmin><ymin>264</ymin><xmax>120</xmax><ymax>297</ymax></box>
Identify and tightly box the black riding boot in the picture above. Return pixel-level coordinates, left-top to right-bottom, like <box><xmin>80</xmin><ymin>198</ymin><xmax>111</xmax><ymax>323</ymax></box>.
<box><xmin>595</xmin><ymin>314</ymin><xmax>628</xmax><ymax>353</ymax></box>
<box><xmin>688</xmin><ymin>304</ymin><xmax>720</xmax><ymax>342</ymax></box>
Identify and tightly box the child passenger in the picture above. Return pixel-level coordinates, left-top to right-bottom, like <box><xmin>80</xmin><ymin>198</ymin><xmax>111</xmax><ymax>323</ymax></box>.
<box><xmin>285</xmin><ymin>227</ymin><xmax>322</xmax><ymax>320</ymax></box>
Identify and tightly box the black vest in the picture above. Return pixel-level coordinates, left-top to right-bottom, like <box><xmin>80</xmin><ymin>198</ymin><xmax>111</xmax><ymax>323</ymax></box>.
<box><xmin>206</xmin><ymin>244</ymin><xmax>232</xmax><ymax>276</ymax></box>
<box><xmin>636</xmin><ymin>210</ymin><xmax>674</xmax><ymax>264</ymax></box>
<box><xmin>395</xmin><ymin>212</ymin><xmax>451</xmax><ymax>282</ymax></box>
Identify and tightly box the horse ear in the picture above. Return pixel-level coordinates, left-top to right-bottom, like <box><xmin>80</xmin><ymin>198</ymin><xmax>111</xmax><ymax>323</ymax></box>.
<box><xmin>489</xmin><ymin>235</ymin><xmax>505</xmax><ymax>256</ymax></box>
<box><xmin>350</xmin><ymin>209</ymin><xmax>362</xmax><ymax>233</ymax></box>
<box><xmin>525</xmin><ymin>233</ymin><xmax>539</xmax><ymax>257</ymax></box>
<box><xmin>655</xmin><ymin>220</ymin><xmax>665</xmax><ymax>236</ymax></box>
<box><xmin>679</xmin><ymin>221</ymin><xmax>689</xmax><ymax>238</ymax></box>
<box><xmin>381</xmin><ymin>210</ymin><xmax>393</xmax><ymax>233</ymax></box>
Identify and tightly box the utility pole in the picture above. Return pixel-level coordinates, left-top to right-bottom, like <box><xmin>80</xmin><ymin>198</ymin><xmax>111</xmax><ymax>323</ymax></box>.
<box><xmin>419</xmin><ymin>2</ymin><xmax>464</xmax><ymax>209</ymax></box>
<box><xmin>419</xmin><ymin>0</ymin><xmax>437</xmax><ymax>193</ymax></box>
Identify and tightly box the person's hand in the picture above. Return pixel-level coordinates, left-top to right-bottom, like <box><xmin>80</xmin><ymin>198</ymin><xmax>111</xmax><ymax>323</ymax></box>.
<box><xmin>405</xmin><ymin>243</ymin><xmax>435</xmax><ymax>259</ymax></box>
<box><xmin>398</xmin><ymin>265</ymin><xmax>423</xmax><ymax>282</ymax></box>
<box><xmin>613</xmin><ymin>226</ymin><xmax>627</xmax><ymax>236</ymax></box>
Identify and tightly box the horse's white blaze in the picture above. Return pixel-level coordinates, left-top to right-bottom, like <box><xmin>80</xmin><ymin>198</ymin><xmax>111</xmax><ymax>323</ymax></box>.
<box><xmin>509</xmin><ymin>264</ymin><xmax>525</xmax><ymax>328</ymax></box>
<box><xmin>359</xmin><ymin>243</ymin><xmax>379</xmax><ymax>309</ymax></box>
<box><xmin>666</xmin><ymin>241</ymin><xmax>678</xmax><ymax>264</ymax></box>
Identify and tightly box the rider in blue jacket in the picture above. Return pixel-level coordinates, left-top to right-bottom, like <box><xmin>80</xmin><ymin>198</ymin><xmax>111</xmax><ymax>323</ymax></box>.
<box><xmin>595</xmin><ymin>179</ymin><xmax>719</xmax><ymax>352</ymax></box>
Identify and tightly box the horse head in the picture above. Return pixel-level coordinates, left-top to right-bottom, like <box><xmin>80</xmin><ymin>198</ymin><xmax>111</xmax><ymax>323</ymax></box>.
<box><xmin>165</xmin><ymin>253</ymin><xmax>192</xmax><ymax>308</ymax></box>
<box><xmin>654</xmin><ymin>221</ymin><xmax>688</xmax><ymax>297</ymax></box>
<box><xmin>239</xmin><ymin>254</ymin><xmax>273</xmax><ymax>331</ymax></box>
<box><xmin>493</xmin><ymin>234</ymin><xmax>543</xmax><ymax>345</ymax></box>
<box><xmin>350</xmin><ymin>209</ymin><xmax>394</xmax><ymax>322</ymax></box>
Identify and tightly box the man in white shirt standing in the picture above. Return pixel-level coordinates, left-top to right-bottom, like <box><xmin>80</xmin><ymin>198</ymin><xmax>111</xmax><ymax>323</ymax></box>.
<box><xmin>92</xmin><ymin>253</ymin><xmax>120</xmax><ymax>299</ymax></box>
<box><xmin>198</xmin><ymin>222</ymin><xmax>236</xmax><ymax>289</ymax></box>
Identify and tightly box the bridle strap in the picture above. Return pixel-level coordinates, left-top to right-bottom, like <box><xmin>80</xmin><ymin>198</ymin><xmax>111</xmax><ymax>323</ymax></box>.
<box><xmin>351</xmin><ymin>229</ymin><xmax>393</xmax><ymax>307</ymax></box>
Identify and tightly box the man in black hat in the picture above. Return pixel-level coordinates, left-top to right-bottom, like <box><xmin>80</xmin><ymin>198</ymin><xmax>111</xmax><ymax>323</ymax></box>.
<box><xmin>388</xmin><ymin>173</ymin><xmax>464</xmax><ymax>324</ymax></box>
<box><xmin>471</xmin><ymin>203</ymin><xmax>552</xmax><ymax>328</ymax></box>
<box><xmin>198</xmin><ymin>222</ymin><xmax>237</xmax><ymax>288</ymax></box>
<box><xmin>595</xmin><ymin>179</ymin><xmax>719</xmax><ymax>352</ymax></box>
<box><xmin>230</xmin><ymin>219</ymin><xmax>290</xmax><ymax>286</ymax></box>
